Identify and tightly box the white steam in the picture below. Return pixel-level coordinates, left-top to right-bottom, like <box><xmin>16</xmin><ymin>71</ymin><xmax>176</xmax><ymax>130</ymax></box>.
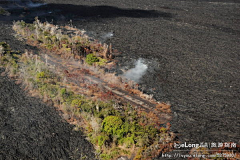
<box><xmin>123</xmin><ymin>58</ymin><xmax>148</xmax><ymax>82</ymax></box>
<box><xmin>100</xmin><ymin>32</ymin><xmax>113</xmax><ymax>42</ymax></box>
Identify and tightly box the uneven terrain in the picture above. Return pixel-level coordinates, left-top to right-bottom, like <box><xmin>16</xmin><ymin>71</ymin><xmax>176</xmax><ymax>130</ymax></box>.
<box><xmin>1</xmin><ymin>0</ymin><xmax>240</xmax><ymax>159</ymax></box>
<box><xmin>0</xmin><ymin>68</ymin><xmax>96</xmax><ymax>160</ymax></box>
<box><xmin>36</xmin><ymin>0</ymin><xmax>240</xmax><ymax>144</ymax></box>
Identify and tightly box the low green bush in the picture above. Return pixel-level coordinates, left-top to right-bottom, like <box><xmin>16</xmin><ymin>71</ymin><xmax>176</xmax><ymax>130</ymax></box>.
<box><xmin>160</xmin><ymin>127</ymin><xmax>167</xmax><ymax>133</ymax></box>
<box><xmin>81</xmin><ymin>101</ymin><xmax>95</xmax><ymax>113</ymax></box>
<box><xmin>99</xmin><ymin>153</ymin><xmax>112</xmax><ymax>160</ymax></box>
<box><xmin>86</xmin><ymin>54</ymin><xmax>99</xmax><ymax>65</ymax></box>
<box><xmin>102</xmin><ymin>116</ymin><xmax>123</xmax><ymax>136</ymax></box>
<box><xmin>71</xmin><ymin>99</ymin><xmax>82</xmax><ymax>107</ymax></box>
<box><xmin>97</xmin><ymin>133</ymin><xmax>110</xmax><ymax>147</ymax></box>
<box><xmin>60</xmin><ymin>88</ymin><xmax>67</xmax><ymax>96</ymax></box>
<box><xmin>119</xmin><ymin>136</ymin><xmax>135</xmax><ymax>148</ymax></box>
<box><xmin>97</xmin><ymin>57</ymin><xmax>108</xmax><ymax>66</ymax></box>
<box><xmin>45</xmin><ymin>44</ymin><xmax>53</xmax><ymax>50</ymax></box>
<box><xmin>36</xmin><ymin>71</ymin><xmax>46</xmax><ymax>79</ymax></box>
<box><xmin>47</xmin><ymin>84</ymin><xmax>59</xmax><ymax>98</ymax></box>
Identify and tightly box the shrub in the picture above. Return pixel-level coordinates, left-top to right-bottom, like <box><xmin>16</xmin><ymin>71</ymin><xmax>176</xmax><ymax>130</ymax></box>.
<box><xmin>81</xmin><ymin>101</ymin><xmax>95</xmax><ymax>113</ymax></box>
<box><xmin>119</xmin><ymin>136</ymin><xmax>135</xmax><ymax>148</ymax></box>
<box><xmin>135</xmin><ymin>134</ymin><xmax>150</xmax><ymax>147</ymax></box>
<box><xmin>99</xmin><ymin>107</ymin><xmax>118</xmax><ymax>118</ymax></box>
<box><xmin>45</xmin><ymin>44</ymin><xmax>53</xmax><ymax>50</ymax></box>
<box><xmin>64</xmin><ymin>91</ymin><xmax>75</xmax><ymax>104</ymax></box>
<box><xmin>86</xmin><ymin>54</ymin><xmax>99</xmax><ymax>65</ymax></box>
<box><xmin>36</xmin><ymin>71</ymin><xmax>46</xmax><ymax>79</ymax></box>
<box><xmin>38</xmin><ymin>84</ymin><xmax>59</xmax><ymax>98</ymax></box>
<box><xmin>97</xmin><ymin>133</ymin><xmax>110</xmax><ymax>147</ymax></box>
<box><xmin>60</xmin><ymin>88</ymin><xmax>67</xmax><ymax>95</ymax></box>
<box><xmin>145</xmin><ymin>125</ymin><xmax>158</xmax><ymax>138</ymax></box>
<box><xmin>60</xmin><ymin>88</ymin><xmax>74</xmax><ymax>103</ymax></box>
<box><xmin>48</xmin><ymin>85</ymin><xmax>59</xmax><ymax>98</ymax></box>
<box><xmin>71</xmin><ymin>99</ymin><xmax>82</xmax><ymax>107</ymax></box>
<box><xmin>62</xmin><ymin>44</ymin><xmax>67</xmax><ymax>48</ymax></box>
<box><xmin>102</xmin><ymin>116</ymin><xmax>123</xmax><ymax>136</ymax></box>
<box><xmin>99</xmin><ymin>153</ymin><xmax>112</xmax><ymax>160</ymax></box>
<box><xmin>160</xmin><ymin>127</ymin><xmax>167</xmax><ymax>133</ymax></box>
<box><xmin>97</xmin><ymin>57</ymin><xmax>107</xmax><ymax>66</ymax></box>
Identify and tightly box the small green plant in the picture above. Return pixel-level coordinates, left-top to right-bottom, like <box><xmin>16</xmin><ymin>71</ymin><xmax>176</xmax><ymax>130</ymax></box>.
<box><xmin>71</xmin><ymin>99</ymin><xmax>82</xmax><ymax>107</ymax></box>
<box><xmin>62</xmin><ymin>44</ymin><xmax>67</xmax><ymax>48</ymax></box>
<box><xmin>102</xmin><ymin>116</ymin><xmax>123</xmax><ymax>136</ymax></box>
<box><xmin>99</xmin><ymin>153</ymin><xmax>112</xmax><ymax>160</ymax></box>
<box><xmin>97</xmin><ymin>57</ymin><xmax>107</xmax><ymax>66</ymax></box>
<box><xmin>97</xmin><ymin>133</ymin><xmax>110</xmax><ymax>147</ymax></box>
<box><xmin>160</xmin><ymin>127</ymin><xmax>167</xmax><ymax>133</ymax></box>
<box><xmin>120</xmin><ymin>136</ymin><xmax>135</xmax><ymax>148</ymax></box>
<box><xmin>86</xmin><ymin>54</ymin><xmax>99</xmax><ymax>65</ymax></box>
<box><xmin>36</xmin><ymin>71</ymin><xmax>46</xmax><ymax>79</ymax></box>
<box><xmin>47</xmin><ymin>84</ymin><xmax>59</xmax><ymax>98</ymax></box>
<box><xmin>45</xmin><ymin>44</ymin><xmax>53</xmax><ymax>50</ymax></box>
<box><xmin>60</xmin><ymin>88</ymin><xmax>67</xmax><ymax>95</ymax></box>
<box><xmin>43</xmin><ymin>31</ymin><xmax>50</xmax><ymax>36</ymax></box>
<box><xmin>62</xmin><ymin>90</ymin><xmax>74</xmax><ymax>104</ymax></box>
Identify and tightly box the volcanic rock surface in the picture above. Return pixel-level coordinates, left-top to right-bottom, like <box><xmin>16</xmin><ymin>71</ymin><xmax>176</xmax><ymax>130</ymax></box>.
<box><xmin>42</xmin><ymin>0</ymin><xmax>240</xmax><ymax>143</ymax></box>
<box><xmin>0</xmin><ymin>68</ymin><xmax>96</xmax><ymax>160</ymax></box>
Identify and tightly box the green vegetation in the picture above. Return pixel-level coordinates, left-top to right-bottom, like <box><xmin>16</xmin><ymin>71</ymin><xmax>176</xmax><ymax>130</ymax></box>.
<box><xmin>71</xmin><ymin>99</ymin><xmax>82</xmax><ymax>107</ymax></box>
<box><xmin>97</xmin><ymin>57</ymin><xmax>108</xmax><ymax>66</ymax></box>
<box><xmin>1</xmin><ymin>39</ymin><xmax>174</xmax><ymax>158</ymax></box>
<box><xmin>12</xmin><ymin>18</ymin><xmax>114</xmax><ymax>66</ymax></box>
<box><xmin>86</xmin><ymin>53</ymin><xmax>99</xmax><ymax>65</ymax></box>
<box><xmin>36</xmin><ymin>71</ymin><xmax>47</xmax><ymax>79</ymax></box>
<box><xmin>0</xmin><ymin>42</ymin><xmax>19</xmax><ymax>76</ymax></box>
